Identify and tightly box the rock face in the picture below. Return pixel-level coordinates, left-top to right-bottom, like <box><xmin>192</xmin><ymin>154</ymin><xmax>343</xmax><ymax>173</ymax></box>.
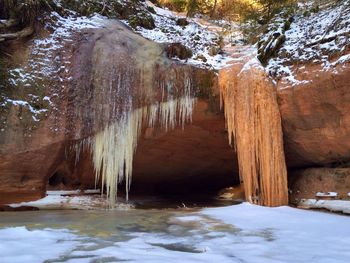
<box><xmin>277</xmin><ymin>63</ymin><xmax>350</xmax><ymax>168</ymax></box>
<box><xmin>289</xmin><ymin>167</ymin><xmax>350</xmax><ymax>203</ymax></box>
<box><xmin>0</xmin><ymin>20</ymin><xmax>237</xmax><ymax>204</ymax></box>
<box><xmin>217</xmin><ymin>49</ymin><xmax>350</xmax><ymax>204</ymax></box>
<box><xmin>1</xmin><ymin>12</ymin><xmax>350</xmax><ymax>205</ymax></box>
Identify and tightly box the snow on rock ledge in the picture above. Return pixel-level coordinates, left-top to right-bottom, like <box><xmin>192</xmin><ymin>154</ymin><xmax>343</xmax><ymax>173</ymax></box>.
<box><xmin>267</xmin><ymin>0</ymin><xmax>350</xmax><ymax>86</ymax></box>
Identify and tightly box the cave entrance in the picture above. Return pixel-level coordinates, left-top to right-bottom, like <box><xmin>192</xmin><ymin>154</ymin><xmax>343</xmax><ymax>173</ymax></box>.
<box><xmin>47</xmin><ymin>166</ymin><xmax>80</xmax><ymax>191</ymax></box>
<box><xmin>127</xmin><ymin>100</ymin><xmax>240</xmax><ymax>208</ymax></box>
<box><xmin>48</xmin><ymin>171</ymin><xmax>65</xmax><ymax>187</ymax></box>
<box><xmin>47</xmin><ymin>101</ymin><xmax>241</xmax><ymax>208</ymax></box>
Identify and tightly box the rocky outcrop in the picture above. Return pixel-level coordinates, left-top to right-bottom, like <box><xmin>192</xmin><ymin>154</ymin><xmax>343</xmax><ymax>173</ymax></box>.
<box><xmin>0</xmin><ymin>19</ymin><xmax>236</xmax><ymax>204</ymax></box>
<box><xmin>218</xmin><ymin>46</ymin><xmax>350</xmax><ymax>197</ymax></box>
<box><xmin>277</xmin><ymin>62</ymin><xmax>350</xmax><ymax>168</ymax></box>
<box><xmin>1</xmin><ymin>3</ymin><xmax>350</xmax><ymax>206</ymax></box>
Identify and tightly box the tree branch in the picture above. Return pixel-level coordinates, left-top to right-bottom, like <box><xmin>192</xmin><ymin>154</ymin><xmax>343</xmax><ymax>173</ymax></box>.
<box><xmin>0</xmin><ymin>26</ymin><xmax>34</xmax><ymax>42</ymax></box>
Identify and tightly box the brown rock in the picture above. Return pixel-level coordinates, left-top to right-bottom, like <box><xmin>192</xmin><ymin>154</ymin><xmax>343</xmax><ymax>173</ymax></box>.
<box><xmin>0</xmin><ymin>21</ymin><xmax>236</xmax><ymax>204</ymax></box>
<box><xmin>289</xmin><ymin>167</ymin><xmax>350</xmax><ymax>203</ymax></box>
<box><xmin>277</xmin><ymin>62</ymin><xmax>350</xmax><ymax>167</ymax></box>
<box><xmin>164</xmin><ymin>43</ymin><xmax>193</xmax><ymax>60</ymax></box>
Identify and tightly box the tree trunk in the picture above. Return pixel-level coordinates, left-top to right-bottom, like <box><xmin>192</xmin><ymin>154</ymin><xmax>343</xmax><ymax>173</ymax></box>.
<box><xmin>210</xmin><ymin>0</ymin><xmax>218</xmax><ymax>18</ymax></box>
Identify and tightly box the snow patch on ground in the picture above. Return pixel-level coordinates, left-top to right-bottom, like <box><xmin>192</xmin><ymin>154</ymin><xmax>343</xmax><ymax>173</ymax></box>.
<box><xmin>316</xmin><ymin>191</ymin><xmax>338</xmax><ymax>197</ymax></box>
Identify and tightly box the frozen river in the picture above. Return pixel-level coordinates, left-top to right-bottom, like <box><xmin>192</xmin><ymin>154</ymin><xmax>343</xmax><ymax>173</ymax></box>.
<box><xmin>1</xmin><ymin>202</ymin><xmax>350</xmax><ymax>263</ymax></box>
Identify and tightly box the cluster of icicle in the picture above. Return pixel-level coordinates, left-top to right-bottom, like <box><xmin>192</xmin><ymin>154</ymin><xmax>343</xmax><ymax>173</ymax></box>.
<box><xmin>220</xmin><ymin>66</ymin><xmax>288</xmax><ymax>207</ymax></box>
<box><xmin>90</xmin><ymin>78</ymin><xmax>196</xmax><ymax>207</ymax></box>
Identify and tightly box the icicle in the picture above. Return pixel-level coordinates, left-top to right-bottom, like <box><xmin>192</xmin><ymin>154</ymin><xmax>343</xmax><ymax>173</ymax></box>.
<box><xmin>90</xmin><ymin>87</ymin><xmax>196</xmax><ymax>207</ymax></box>
<box><xmin>219</xmin><ymin>66</ymin><xmax>288</xmax><ymax>207</ymax></box>
<box><xmin>91</xmin><ymin>109</ymin><xmax>143</xmax><ymax>206</ymax></box>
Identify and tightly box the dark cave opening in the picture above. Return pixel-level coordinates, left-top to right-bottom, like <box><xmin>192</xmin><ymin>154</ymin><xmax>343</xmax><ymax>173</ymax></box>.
<box><xmin>47</xmin><ymin>168</ymin><xmax>81</xmax><ymax>190</ymax></box>
<box><xmin>48</xmin><ymin>171</ymin><xmax>65</xmax><ymax>187</ymax></box>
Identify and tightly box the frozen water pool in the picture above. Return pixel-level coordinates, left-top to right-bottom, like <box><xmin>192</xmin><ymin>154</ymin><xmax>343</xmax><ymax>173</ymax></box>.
<box><xmin>1</xmin><ymin>203</ymin><xmax>350</xmax><ymax>263</ymax></box>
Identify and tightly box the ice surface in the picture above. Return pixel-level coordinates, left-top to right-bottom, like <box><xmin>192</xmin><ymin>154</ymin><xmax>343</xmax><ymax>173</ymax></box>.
<box><xmin>1</xmin><ymin>203</ymin><xmax>350</xmax><ymax>262</ymax></box>
<box><xmin>0</xmin><ymin>227</ymin><xmax>78</xmax><ymax>263</ymax></box>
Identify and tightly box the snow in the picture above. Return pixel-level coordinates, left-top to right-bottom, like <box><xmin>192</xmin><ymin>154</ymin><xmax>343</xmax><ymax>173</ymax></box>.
<box><xmin>201</xmin><ymin>203</ymin><xmax>350</xmax><ymax>262</ymax></box>
<box><xmin>0</xmin><ymin>227</ymin><xmax>79</xmax><ymax>263</ymax></box>
<box><xmin>239</xmin><ymin>56</ymin><xmax>262</xmax><ymax>74</ymax></box>
<box><xmin>1</xmin><ymin>12</ymin><xmax>106</xmax><ymax>124</ymax></box>
<box><xmin>299</xmin><ymin>199</ymin><xmax>350</xmax><ymax>214</ymax></box>
<box><xmin>9</xmin><ymin>12</ymin><xmax>104</xmax><ymax>85</ymax></box>
<box><xmin>331</xmin><ymin>53</ymin><xmax>350</xmax><ymax>66</ymax></box>
<box><xmin>316</xmin><ymin>191</ymin><xmax>338</xmax><ymax>197</ymax></box>
<box><xmin>2</xmin><ymin>99</ymin><xmax>48</xmax><ymax>122</ymax></box>
<box><xmin>266</xmin><ymin>1</ymin><xmax>350</xmax><ymax>85</ymax></box>
<box><xmin>9</xmin><ymin>190</ymin><xmax>131</xmax><ymax>210</ymax></box>
<box><xmin>123</xmin><ymin>1</ymin><xmax>236</xmax><ymax>70</ymax></box>
<box><xmin>1</xmin><ymin>203</ymin><xmax>350</xmax><ymax>262</ymax></box>
<box><xmin>46</xmin><ymin>190</ymin><xmax>82</xmax><ymax>195</ymax></box>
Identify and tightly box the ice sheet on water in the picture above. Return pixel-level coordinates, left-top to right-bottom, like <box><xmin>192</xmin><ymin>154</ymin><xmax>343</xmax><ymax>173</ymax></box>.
<box><xmin>1</xmin><ymin>203</ymin><xmax>350</xmax><ymax>262</ymax></box>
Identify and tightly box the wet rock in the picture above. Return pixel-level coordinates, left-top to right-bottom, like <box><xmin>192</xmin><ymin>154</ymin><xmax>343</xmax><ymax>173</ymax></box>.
<box><xmin>257</xmin><ymin>17</ymin><xmax>292</xmax><ymax>65</ymax></box>
<box><xmin>193</xmin><ymin>35</ymin><xmax>201</xmax><ymax>41</ymax></box>
<box><xmin>217</xmin><ymin>185</ymin><xmax>245</xmax><ymax>201</ymax></box>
